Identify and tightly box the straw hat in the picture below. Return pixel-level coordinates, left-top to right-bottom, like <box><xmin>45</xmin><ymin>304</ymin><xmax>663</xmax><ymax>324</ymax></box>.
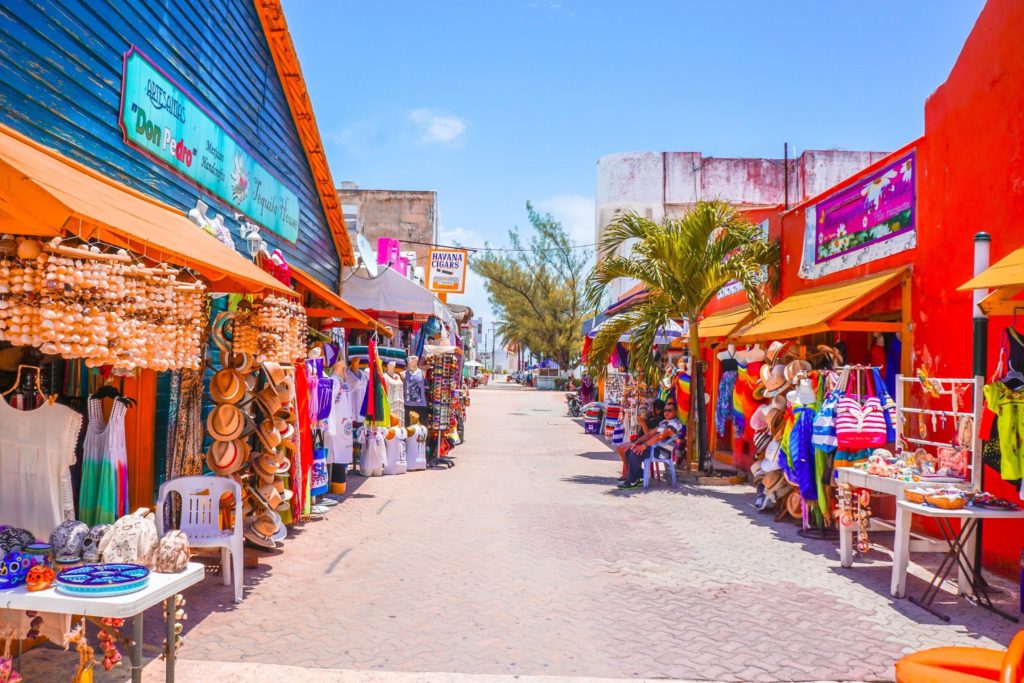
<box><xmin>256</xmin><ymin>418</ymin><xmax>281</xmax><ymax>451</ymax></box>
<box><xmin>256</xmin><ymin>483</ymin><xmax>287</xmax><ymax>512</ymax></box>
<box><xmin>262</xmin><ymin>362</ymin><xmax>287</xmax><ymax>389</ymax></box>
<box><xmin>244</xmin><ymin>512</ymin><xmax>279</xmax><ymax>549</ymax></box>
<box><xmin>254</xmin><ymin>385</ymin><xmax>282</xmax><ymax>418</ymax></box>
<box><xmin>229</xmin><ymin>351</ymin><xmax>255</xmax><ymax>374</ymax></box>
<box><xmin>250</xmin><ymin>451</ymin><xmax>279</xmax><ymax>483</ymax></box>
<box><xmin>210</xmin><ymin>368</ymin><xmax>247</xmax><ymax>404</ymax></box>
<box><xmin>760</xmin><ymin>363</ymin><xmax>790</xmax><ymax>398</ymax></box>
<box><xmin>816</xmin><ymin>344</ymin><xmax>843</xmax><ymax>369</ymax></box>
<box><xmin>276</xmin><ymin>376</ymin><xmax>296</xmax><ymax>405</ymax></box>
<box><xmin>784</xmin><ymin>360</ymin><xmax>812</xmax><ymax>384</ymax></box>
<box><xmin>785</xmin><ymin>491</ymin><xmax>803</xmax><ymax>519</ymax></box>
<box><xmin>273</xmin><ymin>416</ymin><xmax>295</xmax><ymax>440</ymax></box>
<box><xmin>207</xmin><ymin>438</ymin><xmax>249</xmax><ymax>475</ymax></box>
<box><xmin>750</xmin><ymin>405</ymin><xmax>770</xmax><ymax>432</ymax></box>
<box><xmin>765</xmin><ymin>340</ymin><xmax>791</xmax><ymax>366</ymax></box>
<box><xmin>272</xmin><ymin>478</ymin><xmax>294</xmax><ymax>503</ymax></box>
<box><xmin>207</xmin><ymin>404</ymin><xmax>247</xmax><ymax>441</ymax></box>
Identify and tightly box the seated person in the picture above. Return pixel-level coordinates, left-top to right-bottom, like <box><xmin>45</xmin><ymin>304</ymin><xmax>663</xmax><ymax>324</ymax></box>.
<box><xmin>615</xmin><ymin>399</ymin><xmax>664</xmax><ymax>480</ymax></box>
<box><xmin>618</xmin><ymin>401</ymin><xmax>682</xmax><ymax>490</ymax></box>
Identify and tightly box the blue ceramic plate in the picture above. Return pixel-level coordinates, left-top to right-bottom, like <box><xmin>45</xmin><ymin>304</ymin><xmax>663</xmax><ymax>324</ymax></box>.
<box><xmin>55</xmin><ymin>563</ymin><xmax>150</xmax><ymax>597</ymax></box>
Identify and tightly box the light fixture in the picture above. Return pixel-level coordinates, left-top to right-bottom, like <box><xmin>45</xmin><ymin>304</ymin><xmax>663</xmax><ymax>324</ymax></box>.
<box><xmin>240</xmin><ymin>221</ymin><xmax>263</xmax><ymax>257</ymax></box>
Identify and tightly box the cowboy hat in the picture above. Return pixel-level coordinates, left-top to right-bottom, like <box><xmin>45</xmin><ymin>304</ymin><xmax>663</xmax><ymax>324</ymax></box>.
<box><xmin>750</xmin><ymin>459</ymin><xmax>766</xmax><ymax>484</ymax></box>
<box><xmin>760</xmin><ymin>363</ymin><xmax>790</xmax><ymax>398</ymax></box>
<box><xmin>207</xmin><ymin>438</ymin><xmax>249</xmax><ymax>475</ymax></box>
<box><xmin>816</xmin><ymin>344</ymin><xmax>843</xmax><ymax>369</ymax></box>
<box><xmin>256</xmin><ymin>483</ymin><xmax>288</xmax><ymax>512</ymax></box>
<box><xmin>784</xmin><ymin>359</ymin><xmax>812</xmax><ymax>384</ymax></box>
<box><xmin>753</xmin><ymin>428</ymin><xmax>773</xmax><ymax>455</ymax></box>
<box><xmin>765</xmin><ymin>340</ymin><xmax>791</xmax><ymax>367</ymax></box>
<box><xmin>207</xmin><ymin>403</ymin><xmax>250</xmax><ymax>441</ymax></box>
<box><xmin>210</xmin><ymin>368</ymin><xmax>247</xmax><ymax>405</ymax></box>
<box><xmin>764</xmin><ymin>438</ymin><xmax>782</xmax><ymax>465</ymax></box>
<box><xmin>763</xmin><ymin>469</ymin><xmax>791</xmax><ymax>498</ymax></box>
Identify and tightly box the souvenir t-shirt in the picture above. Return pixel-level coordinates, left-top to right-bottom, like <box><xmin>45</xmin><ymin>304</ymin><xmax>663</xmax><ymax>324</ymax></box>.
<box><xmin>404</xmin><ymin>368</ymin><xmax>427</xmax><ymax>407</ymax></box>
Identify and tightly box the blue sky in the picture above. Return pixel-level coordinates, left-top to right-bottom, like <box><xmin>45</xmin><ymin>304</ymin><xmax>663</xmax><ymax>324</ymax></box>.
<box><xmin>284</xmin><ymin>0</ymin><xmax>984</xmax><ymax>348</ymax></box>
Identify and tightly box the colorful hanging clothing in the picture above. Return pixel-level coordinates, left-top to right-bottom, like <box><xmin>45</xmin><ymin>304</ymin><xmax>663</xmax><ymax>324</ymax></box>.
<box><xmin>674</xmin><ymin>371</ymin><xmax>691</xmax><ymax>425</ymax></box>
<box><xmin>732</xmin><ymin>362</ymin><xmax>760</xmax><ymax>439</ymax></box>
<box><xmin>983</xmin><ymin>381</ymin><xmax>1024</xmax><ymax>481</ymax></box>
<box><xmin>79</xmin><ymin>398</ymin><xmax>129</xmax><ymax>526</ymax></box>
<box><xmin>360</xmin><ymin>340</ymin><xmax>391</xmax><ymax>426</ymax></box>
<box><xmin>789</xmin><ymin>405</ymin><xmax>817</xmax><ymax>501</ymax></box>
<box><xmin>716</xmin><ymin>370</ymin><xmax>738</xmax><ymax>436</ymax></box>
<box><xmin>293</xmin><ymin>363</ymin><xmax>314</xmax><ymax>516</ymax></box>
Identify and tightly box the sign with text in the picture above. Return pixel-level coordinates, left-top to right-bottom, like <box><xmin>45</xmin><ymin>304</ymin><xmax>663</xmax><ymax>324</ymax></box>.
<box><xmin>426</xmin><ymin>248</ymin><xmax>468</xmax><ymax>294</ymax></box>
<box><xmin>800</xmin><ymin>151</ymin><xmax>916</xmax><ymax>278</ymax></box>
<box><xmin>119</xmin><ymin>47</ymin><xmax>300</xmax><ymax>242</ymax></box>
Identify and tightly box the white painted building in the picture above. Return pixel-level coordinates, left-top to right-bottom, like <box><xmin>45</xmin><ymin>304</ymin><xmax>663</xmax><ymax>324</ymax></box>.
<box><xmin>595</xmin><ymin>149</ymin><xmax>890</xmax><ymax>300</ymax></box>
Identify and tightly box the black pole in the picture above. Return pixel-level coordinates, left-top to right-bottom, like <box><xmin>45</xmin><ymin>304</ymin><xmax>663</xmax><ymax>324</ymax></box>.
<box><xmin>973</xmin><ymin>232</ymin><xmax>991</xmax><ymax>586</ymax></box>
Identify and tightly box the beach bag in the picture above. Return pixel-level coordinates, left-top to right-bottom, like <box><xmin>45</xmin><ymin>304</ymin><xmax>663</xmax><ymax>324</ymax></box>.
<box><xmin>812</xmin><ymin>367</ymin><xmax>848</xmax><ymax>453</ymax></box>
<box><xmin>835</xmin><ymin>371</ymin><xmax>887</xmax><ymax>451</ymax></box>
<box><xmin>154</xmin><ymin>530</ymin><xmax>190</xmax><ymax>574</ymax></box>
<box><xmin>311</xmin><ymin>431</ymin><xmax>330</xmax><ymax>496</ymax></box>
<box><xmin>870</xmin><ymin>367</ymin><xmax>897</xmax><ymax>443</ymax></box>
<box><xmin>98</xmin><ymin>508</ymin><xmax>159</xmax><ymax>568</ymax></box>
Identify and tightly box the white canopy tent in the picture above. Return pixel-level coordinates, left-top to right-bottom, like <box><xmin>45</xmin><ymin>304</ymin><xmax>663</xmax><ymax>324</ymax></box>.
<box><xmin>341</xmin><ymin>267</ymin><xmax>456</xmax><ymax>330</ymax></box>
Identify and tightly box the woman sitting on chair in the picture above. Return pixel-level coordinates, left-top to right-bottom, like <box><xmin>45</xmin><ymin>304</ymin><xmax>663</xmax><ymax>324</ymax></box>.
<box><xmin>618</xmin><ymin>401</ymin><xmax>682</xmax><ymax>490</ymax></box>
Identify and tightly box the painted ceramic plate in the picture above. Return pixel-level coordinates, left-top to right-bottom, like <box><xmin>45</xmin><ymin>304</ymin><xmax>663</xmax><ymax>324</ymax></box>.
<box><xmin>55</xmin><ymin>563</ymin><xmax>150</xmax><ymax>597</ymax></box>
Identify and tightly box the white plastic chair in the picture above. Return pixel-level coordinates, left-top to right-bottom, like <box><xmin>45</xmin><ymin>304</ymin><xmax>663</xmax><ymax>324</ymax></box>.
<box><xmin>156</xmin><ymin>475</ymin><xmax>244</xmax><ymax>603</ymax></box>
<box><xmin>642</xmin><ymin>440</ymin><xmax>678</xmax><ymax>489</ymax></box>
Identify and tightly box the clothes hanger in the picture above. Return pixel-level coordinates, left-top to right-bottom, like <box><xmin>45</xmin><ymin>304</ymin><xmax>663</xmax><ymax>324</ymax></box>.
<box><xmin>91</xmin><ymin>376</ymin><xmax>135</xmax><ymax>408</ymax></box>
<box><xmin>1</xmin><ymin>364</ymin><xmax>56</xmax><ymax>405</ymax></box>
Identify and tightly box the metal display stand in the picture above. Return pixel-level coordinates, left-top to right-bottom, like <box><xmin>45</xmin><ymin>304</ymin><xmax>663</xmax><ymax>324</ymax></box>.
<box><xmin>836</xmin><ymin>374</ymin><xmax>983</xmax><ymax>569</ymax></box>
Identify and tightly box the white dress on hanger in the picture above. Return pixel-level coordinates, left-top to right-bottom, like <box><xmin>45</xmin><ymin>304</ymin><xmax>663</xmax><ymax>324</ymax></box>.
<box><xmin>0</xmin><ymin>398</ymin><xmax>82</xmax><ymax>644</ymax></box>
<box><xmin>384</xmin><ymin>372</ymin><xmax>404</xmax><ymax>425</ymax></box>
<box><xmin>346</xmin><ymin>368</ymin><xmax>368</xmax><ymax>422</ymax></box>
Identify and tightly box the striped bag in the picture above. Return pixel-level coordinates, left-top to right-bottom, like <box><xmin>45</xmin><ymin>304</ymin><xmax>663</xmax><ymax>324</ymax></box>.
<box><xmin>835</xmin><ymin>371</ymin><xmax>887</xmax><ymax>450</ymax></box>
<box><xmin>812</xmin><ymin>368</ymin><xmax>848</xmax><ymax>453</ymax></box>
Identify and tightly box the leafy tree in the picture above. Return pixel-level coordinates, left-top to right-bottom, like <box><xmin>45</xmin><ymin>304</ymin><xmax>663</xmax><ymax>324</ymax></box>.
<box><xmin>585</xmin><ymin>200</ymin><xmax>779</xmax><ymax>465</ymax></box>
<box><xmin>471</xmin><ymin>202</ymin><xmax>591</xmax><ymax>370</ymax></box>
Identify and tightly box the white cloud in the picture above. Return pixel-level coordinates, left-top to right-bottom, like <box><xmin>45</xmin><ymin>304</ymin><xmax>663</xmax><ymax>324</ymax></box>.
<box><xmin>325</xmin><ymin>121</ymin><xmax>379</xmax><ymax>154</ymax></box>
<box><xmin>534</xmin><ymin>194</ymin><xmax>595</xmax><ymax>245</ymax></box>
<box><xmin>409</xmin><ymin>109</ymin><xmax>468</xmax><ymax>144</ymax></box>
<box><xmin>438</xmin><ymin>225</ymin><xmax>481</xmax><ymax>247</ymax></box>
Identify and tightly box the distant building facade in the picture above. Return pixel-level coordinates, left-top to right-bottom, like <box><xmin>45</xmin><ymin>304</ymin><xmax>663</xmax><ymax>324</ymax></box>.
<box><xmin>596</xmin><ymin>150</ymin><xmax>890</xmax><ymax>300</ymax></box>
<box><xmin>338</xmin><ymin>183</ymin><xmax>437</xmax><ymax>268</ymax></box>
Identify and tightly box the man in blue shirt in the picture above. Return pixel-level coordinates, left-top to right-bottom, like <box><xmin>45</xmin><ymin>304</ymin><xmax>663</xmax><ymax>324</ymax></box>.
<box><xmin>618</xmin><ymin>401</ymin><xmax>682</xmax><ymax>490</ymax></box>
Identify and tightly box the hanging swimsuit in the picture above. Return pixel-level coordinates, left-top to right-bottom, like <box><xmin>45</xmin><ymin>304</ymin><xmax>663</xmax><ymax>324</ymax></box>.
<box><xmin>1001</xmin><ymin>328</ymin><xmax>1024</xmax><ymax>391</ymax></box>
<box><xmin>716</xmin><ymin>353</ymin><xmax>740</xmax><ymax>436</ymax></box>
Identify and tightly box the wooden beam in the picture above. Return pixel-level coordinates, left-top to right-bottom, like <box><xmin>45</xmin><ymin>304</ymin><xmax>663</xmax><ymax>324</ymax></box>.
<box><xmin>979</xmin><ymin>286</ymin><xmax>1024</xmax><ymax>316</ymax></box>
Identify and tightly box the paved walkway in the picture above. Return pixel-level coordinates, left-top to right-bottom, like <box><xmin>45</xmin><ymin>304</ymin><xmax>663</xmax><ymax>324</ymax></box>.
<box><xmin>17</xmin><ymin>383</ymin><xmax>1022</xmax><ymax>682</ymax></box>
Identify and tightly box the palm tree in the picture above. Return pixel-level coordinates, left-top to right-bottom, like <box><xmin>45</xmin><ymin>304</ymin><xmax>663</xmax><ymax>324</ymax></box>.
<box><xmin>585</xmin><ymin>200</ymin><xmax>779</xmax><ymax>469</ymax></box>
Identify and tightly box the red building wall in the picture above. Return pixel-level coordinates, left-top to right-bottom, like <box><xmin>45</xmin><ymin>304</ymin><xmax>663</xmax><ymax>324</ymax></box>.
<box><xmin>917</xmin><ymin>0</ymin><xmax>1024</xmax><ymax>573</ymax></box>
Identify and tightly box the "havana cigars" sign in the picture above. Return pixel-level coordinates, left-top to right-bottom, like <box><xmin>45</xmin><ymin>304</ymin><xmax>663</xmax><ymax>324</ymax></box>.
<box><xmin>426</xmin><ymin>248</ymin><xmax>468</xmax><ymax>294</ymax></box>
<box><xmin>119</xmin><ymin>47</ymin><xmax>300</xmax><ymax>242</ymax></box>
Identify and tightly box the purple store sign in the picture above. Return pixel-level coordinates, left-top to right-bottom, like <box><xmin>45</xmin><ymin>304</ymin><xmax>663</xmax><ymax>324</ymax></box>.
<box><xmin>800</xmin><ymin>151</ymin><xmax>916</xmax><ymax>278</ymax></box>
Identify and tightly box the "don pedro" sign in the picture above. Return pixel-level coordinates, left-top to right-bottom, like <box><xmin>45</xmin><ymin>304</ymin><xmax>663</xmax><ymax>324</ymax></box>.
<box><xmin>426</xmin><ymin>248</ymin><xmax>468</xmax><ymax>294</ymax></box>
<box><xmin>118</xmin><ymin>47</ymin><xmax>300</xmax><ymax>242</ymax></box>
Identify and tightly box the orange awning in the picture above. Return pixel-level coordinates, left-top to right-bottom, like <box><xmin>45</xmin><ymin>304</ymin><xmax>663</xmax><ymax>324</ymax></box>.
<box><xmin>698</xmin><ymin>305</ymin><xmax>753</xmax><ymax>340</ymax></box>
<box><xmin>733</xmin><ymin>268</ymin><xmax>907</xmax><ymax>341</ymax></box>
<box><xmin>959</xmin><ymin>242</ymin><xmax>1024</xmax><ymax>315</ymax></box>
<box><xmin>0</xmin><ymin>123</ymin><xmax>291</xmax><ymax>295</ymax></box>
<box><xmin>290</xmin><ymin>265</ymin><xmax>392</xmax><ymax>337</ymax></box>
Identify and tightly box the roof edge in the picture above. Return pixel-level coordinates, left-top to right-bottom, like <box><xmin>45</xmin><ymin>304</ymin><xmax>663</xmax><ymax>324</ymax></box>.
<box><xmin>253</xmin><ymin>0</ymin><xmax>353</xmax><ymax>267</ymax></box>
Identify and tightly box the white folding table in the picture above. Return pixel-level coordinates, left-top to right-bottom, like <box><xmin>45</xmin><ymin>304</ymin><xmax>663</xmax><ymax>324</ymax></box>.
<box><xmin>834</xmin><ymin>468</ymin><xmax>972</xmax><ymax>568</ymax></box>
<box><xmin>893</xmin><ymin>501</ymin><xmax>1024</xmax><ymax>622</ymax></box>
<box><xmin>1</xmin><ymin>562</ymin><xmax>204</xmax><ymax>682</ymax></box>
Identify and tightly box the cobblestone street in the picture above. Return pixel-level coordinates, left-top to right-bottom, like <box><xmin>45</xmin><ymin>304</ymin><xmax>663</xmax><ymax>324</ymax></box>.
<box><xmin>19</xmin><ymin>383</ymin><xmax>1022</xmax><ymax>682</ymax></box>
